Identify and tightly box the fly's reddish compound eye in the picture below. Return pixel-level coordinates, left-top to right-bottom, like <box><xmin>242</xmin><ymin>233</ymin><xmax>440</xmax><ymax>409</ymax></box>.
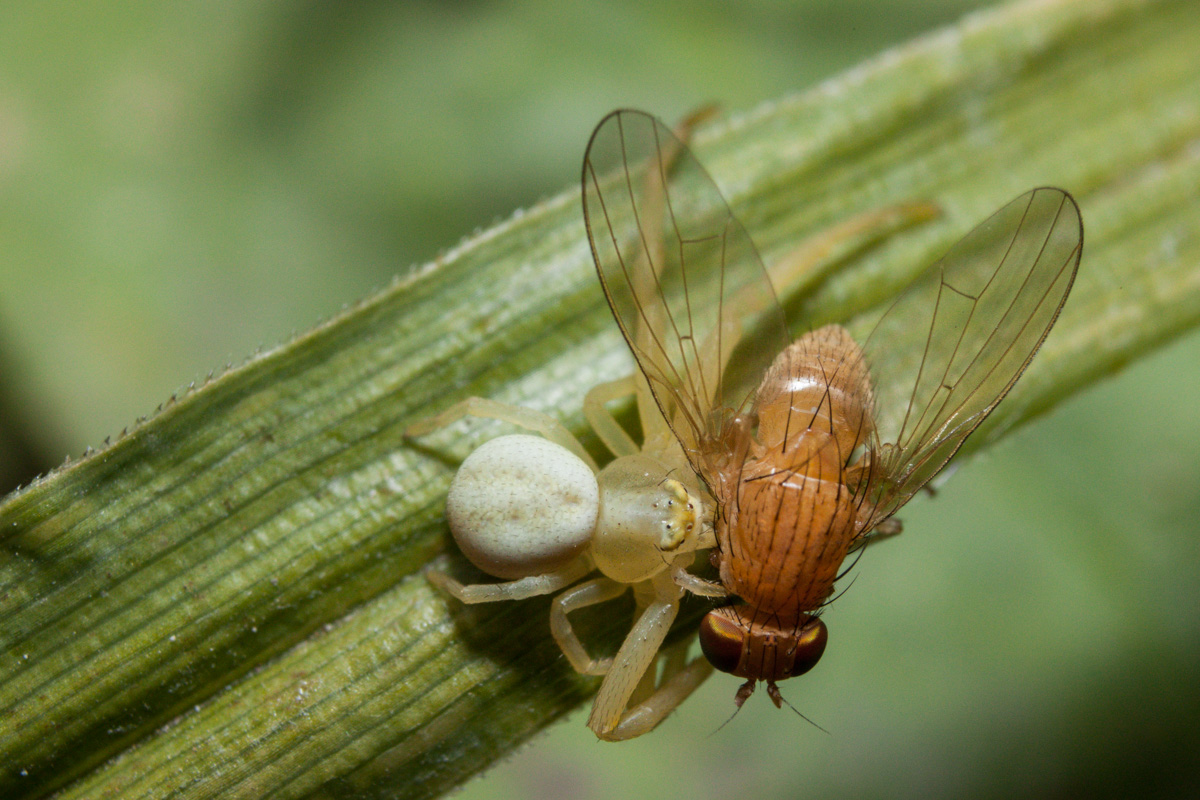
<box><xmin>698</xmin><ymin>611</ymin><xmax>744</xmax><ymax>675</ymax></box>
<box><xmin>788</xmin><ymin>617</ymin><xmax>827</xmax><ymax>678</ymax></box>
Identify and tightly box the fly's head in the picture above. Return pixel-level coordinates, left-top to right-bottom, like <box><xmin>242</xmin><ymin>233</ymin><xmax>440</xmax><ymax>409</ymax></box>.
<box><xmin>698</xmin><ymin>605</ymin><xmax>828</xmax><ymax>707</ymax></box>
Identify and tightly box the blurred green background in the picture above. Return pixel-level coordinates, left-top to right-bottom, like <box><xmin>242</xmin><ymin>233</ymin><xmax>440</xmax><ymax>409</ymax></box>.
<box><xmin>1</xmin><ymin>1</ymin><xmax>1196</xmax><ymax>798</ymax></box>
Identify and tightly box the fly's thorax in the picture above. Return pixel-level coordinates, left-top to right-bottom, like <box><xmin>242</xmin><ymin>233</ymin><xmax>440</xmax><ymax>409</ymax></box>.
<box><xmin>698</xmin><ymin>605</ymin><xmax>827</xmax><ymax>682</ymax></box>
<box><xmin>592</xmin><ymin>454</ymin><xmax>703</xmax><ymax>583</ymax></box>
<box><xmin>754</xmin><ymin>325</ymin><xmax>875</xmax><ymax>465</ymax></box>
<box><xmin>701</xmin><ymin>413</ymin><xmax>756</xmax><ymax>508</ymax></box>
<box><xmin>723</xmin><ymin>453</ymin><xmax>860</xmax><ymax>616</ymax></box>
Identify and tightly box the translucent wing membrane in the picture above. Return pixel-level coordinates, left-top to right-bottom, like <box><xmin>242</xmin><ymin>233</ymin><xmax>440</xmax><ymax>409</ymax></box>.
<box><xmin>855</xmin><ymin>188</ymin><xmax>1083</xmax><ymax>526</ymax></box>
<box><xmin>582</xmin><ymin>109</ymin><xmax>789</xmax><ymax>481</ymax></box>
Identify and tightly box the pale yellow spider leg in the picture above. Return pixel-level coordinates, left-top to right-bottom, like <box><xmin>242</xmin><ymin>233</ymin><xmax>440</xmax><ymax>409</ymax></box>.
<box><xmin>626</xmin><ymin>641</ymin><xmax>663</xmax><ymax>708</ymax></box>
<box><xmin>550</xmin><ymin>577</ymin><xmax>628</xmax><ymax>676</ymax></box>
<box><xmin>582</xmin><ymin>376</ymin><xmax>640</xmax><ymax>458</ymax></box>
<box><xmin>626</xmin><ymin>631</ymin><xmax>690</xmax><ymax>708</ymax></box>
<box><xmin>424</xmin><ymin>555</ymin><xmax>593</xmax><ymax>604</ymax></box>
<box><xmin>766</xmin><ymin>201</ymin><xmax>940</xmax><ymax>298</ymax></box>
<box><xmin>597</xmin><ymin>653</ymin><xmax>713</xmax><ymax>742</ymax></box>
<box><xmin>692</xmin><ymin>201</ymin><xmax>944</xmax><ymax>410</ymax></box>
<box><xmin>655</xmin><ymin>637</ymin><xmax>692</xmax><ymax>687</ymax></box>
<box><xmin>587</xmin><ymin>568</ymin><xmax>701</xmax><ymax>740</ymax></box>
<box><xmin>633</xmin><ymin>370</ymin><xmax>680</xmax><ymax>460</ymax></box>
<box><xmin>628</xmin><ymin>107</ymin><xmax>721</xmax><ymax>421</ymax></box>
<box><xmin>405</xmin><ymin>396</ymin><xmax>597</xmax><ymax>471</ymax></box>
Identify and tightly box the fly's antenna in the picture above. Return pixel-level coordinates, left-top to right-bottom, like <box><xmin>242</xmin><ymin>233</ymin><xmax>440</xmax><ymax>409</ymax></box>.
<box><xmin>710</xmin><ymin>698</ymin><xmax>747</xmax><ymax>737</ymax></box>
<box><xmin>776</xmin><ymin>691</ymin><xmax>830</xmax><ymax>735</ymax></box>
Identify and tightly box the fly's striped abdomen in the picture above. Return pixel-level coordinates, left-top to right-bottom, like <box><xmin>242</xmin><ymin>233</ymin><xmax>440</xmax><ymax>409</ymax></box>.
<box><xmin>724</xmin><ymin>441</ymin><xmax>859</xmax><ymax>617</ymax></box>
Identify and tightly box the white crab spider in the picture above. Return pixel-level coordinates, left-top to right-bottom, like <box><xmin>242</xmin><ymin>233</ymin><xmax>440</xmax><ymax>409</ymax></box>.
<box><xmin>406</xmin><ymin>376</ymin><xmax>722</xmax><ymax>741</ymax></box>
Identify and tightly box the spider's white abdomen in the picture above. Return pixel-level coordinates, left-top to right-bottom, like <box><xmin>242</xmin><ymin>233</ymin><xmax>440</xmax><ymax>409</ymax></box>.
<box><xmin>447</xmin><ymin>434</ymin><xmax>598</xmax><ymax>579</ymax></box>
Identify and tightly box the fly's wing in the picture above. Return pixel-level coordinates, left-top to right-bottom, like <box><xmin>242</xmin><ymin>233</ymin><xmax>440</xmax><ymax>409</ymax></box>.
<box><xmin>581</xmin><ymin>109</ymin><xmax>790</xmax><ymax>482</ymax></box>
<box><xmin>853</xmin><ymin>188</ymin><xmax>1083</xmax><ymax>528</ymax></box>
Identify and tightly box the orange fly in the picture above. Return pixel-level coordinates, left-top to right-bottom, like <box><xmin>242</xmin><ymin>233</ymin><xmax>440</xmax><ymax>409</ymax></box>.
<box><xmin>581</xmin><ymin>109</ymin><xmax>1082</xmax><ymax>709</ymax></box>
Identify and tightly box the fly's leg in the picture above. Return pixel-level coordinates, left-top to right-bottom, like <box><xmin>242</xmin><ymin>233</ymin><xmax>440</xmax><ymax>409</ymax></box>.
<box><xmin>874</xmin><ymin>517</ymin><xmax>903</xmax><ymax>538</ymax></box>
<box><xmin>425</xmin><ymin>555</ymin><xmax>593</xmax><ymax>603</ymax></box>
<box><xmin>405</xmin><ymin>396</ymin><xmax>597</xmax><ymax>470</ymax></box>
<box><xmin>850</xmin><ymin>517</ymin><xmax>904</xmax><ymax>553</ymax></box>
<box><xmin>583</xmin><ymin>376</ymin><xmax>640</xmax><ymax>458</ymax></box>
<box><xmin>550</xmin><ymin>577</ymin><xmax>628</xmax><ymax>676</ymax></box>
<box><xmin>671</xmin><ymin>560</ymin><xmax>726</xmax><ymax>597</ymax></box>
<box><xmin>588</xmin><ymin>569</ymin><xmax>713</xmax><ymax>741</ymax></box>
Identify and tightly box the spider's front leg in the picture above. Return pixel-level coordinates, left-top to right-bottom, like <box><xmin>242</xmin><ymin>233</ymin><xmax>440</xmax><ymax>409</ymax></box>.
<box><xmin>405</xmin><ymin>396</ymin><xmax>597</xmax><ymax>470</ymax></box>
<box><xmin>549</xmin><ymin>577</ymin><xmax>629</xmax><ymax>676</ymax></box>
<box><xmin>587</xmin><ymin>559</ymin><xmax>714</xmax><ymax>741</ymax></box>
